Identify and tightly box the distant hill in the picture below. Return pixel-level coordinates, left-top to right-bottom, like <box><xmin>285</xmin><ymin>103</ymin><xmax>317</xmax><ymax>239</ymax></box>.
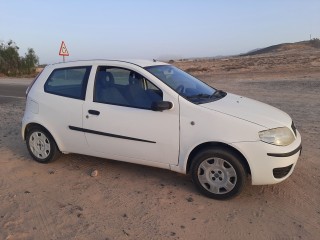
<box><xmin>242</xmin><ymin>39</ymin><xmax>320</xmax><ymax>56</ymax></box>
<box><xmin>174</xmin><ymin>38</ymin><xmax>320</xmax><ymax>76</ymax></box>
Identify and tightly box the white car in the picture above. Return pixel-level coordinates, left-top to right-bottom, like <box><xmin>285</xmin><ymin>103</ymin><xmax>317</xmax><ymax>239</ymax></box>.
<box><xmin>22</xmin><ymin>60</ymin><xmax>302</xmax><ymax>200</ymax></box>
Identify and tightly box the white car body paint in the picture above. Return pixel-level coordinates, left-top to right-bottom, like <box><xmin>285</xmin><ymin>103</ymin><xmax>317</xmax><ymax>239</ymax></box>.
<box><xmin>22</xmin><ymin>60</ymin><xmax>302</xmax><ymax>186</ymax></box>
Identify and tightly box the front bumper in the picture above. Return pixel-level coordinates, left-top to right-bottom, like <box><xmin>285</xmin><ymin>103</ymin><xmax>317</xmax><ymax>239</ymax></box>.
<box><xmin>232</xmin><ymin>131</ymin><xmax>302</xmax><ymax>185</ymax></box>
<box><xmin>267</xmin><ymin>144</ymin><xmax>302</xmax><ymax>157</ymax></box>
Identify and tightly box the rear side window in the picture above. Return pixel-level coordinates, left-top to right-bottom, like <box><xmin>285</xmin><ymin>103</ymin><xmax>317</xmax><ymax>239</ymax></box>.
<box><xmin>44</xmin><ymin>66</ymin><xmax>91</xmax><ymax>100</ymax></box>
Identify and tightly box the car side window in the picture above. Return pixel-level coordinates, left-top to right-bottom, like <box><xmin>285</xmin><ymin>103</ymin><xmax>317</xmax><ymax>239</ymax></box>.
<box><xmin>44</xmin><ymin>66</ymin><xmax>91</xmax><ymax>100</ymax></box>
<box><xmin>94</xmin><ymin>66</ymin><xmax>163</xmax><ymax>109</ymax></box>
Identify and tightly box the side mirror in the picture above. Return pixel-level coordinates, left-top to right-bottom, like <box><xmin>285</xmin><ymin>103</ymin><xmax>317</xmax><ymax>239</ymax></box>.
<box><xmin>151</xmin><ymin>101</ymin><xmax>173</xmax><ymax>111</ymax></box>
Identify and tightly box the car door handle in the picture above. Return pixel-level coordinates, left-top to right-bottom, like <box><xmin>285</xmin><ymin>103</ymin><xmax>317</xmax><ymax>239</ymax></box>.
<box><xmin>88</xmin><ymin>110</ymin><xmax>100</xmax><ymax>116</ymax></box>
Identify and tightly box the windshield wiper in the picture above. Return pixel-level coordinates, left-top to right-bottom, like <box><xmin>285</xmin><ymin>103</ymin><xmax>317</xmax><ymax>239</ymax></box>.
<box><xmin>186</xmin><ymin>90</ymin><xmax>227</xmax><ymax>101</ymax></box>
<box><xmin>187</xmin><ymin>93</ymin><xmax>212</xmax><ymax>99</ymax></box>
<box><xmin>210</xmin><ymin>90</ymin><xmax>227</xmax><ymax>98</ymax></box>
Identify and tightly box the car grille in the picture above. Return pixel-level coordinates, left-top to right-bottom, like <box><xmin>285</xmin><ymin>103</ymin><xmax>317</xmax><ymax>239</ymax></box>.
<box><xmin>273</xmin><ymin>164</ymin><xmax>293</xmax><ymax>179</ymax></box>
<box><xmin>291</xmin><ymin>122</ymin><xmax>297</xmax><ymax>136</ymax></box>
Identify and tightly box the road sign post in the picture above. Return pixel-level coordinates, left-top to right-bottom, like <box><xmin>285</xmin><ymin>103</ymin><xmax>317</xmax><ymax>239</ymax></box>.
<box><xmin>59</xmin><ymin>41</ymin><xmax>69</xmax><ymax>62</ymax></box>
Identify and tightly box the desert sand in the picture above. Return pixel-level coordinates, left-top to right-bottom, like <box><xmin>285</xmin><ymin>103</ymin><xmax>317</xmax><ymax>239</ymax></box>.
<box><xmin>0</xmin><ymin>49</ymin><xmax>320</xmax><ymax>239</ymax></box>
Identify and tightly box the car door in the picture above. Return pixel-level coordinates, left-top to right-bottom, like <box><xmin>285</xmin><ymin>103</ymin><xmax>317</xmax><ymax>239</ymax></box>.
<box><xmin>82</xmin><ymin>65</ymin><xmax>180</xmax><ymax>165</ymax></box>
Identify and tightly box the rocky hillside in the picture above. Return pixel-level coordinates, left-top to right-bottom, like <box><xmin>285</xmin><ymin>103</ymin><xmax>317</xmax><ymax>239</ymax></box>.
<box><xmin>242</xmin><ymin>39</ymin><xmax>320</xmax><ymax>56</ymax></box>
<box><xmin>174</xmin><ymin>40</ymin><xmax>320</xmax><ymax>78</ymax></box>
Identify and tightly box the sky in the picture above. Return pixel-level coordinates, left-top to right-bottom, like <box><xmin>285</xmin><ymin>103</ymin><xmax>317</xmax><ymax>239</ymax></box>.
<box><xmin>1</xmin><ymin>0</ymin><xmax>319</xmax><ymax>64</ymax></box>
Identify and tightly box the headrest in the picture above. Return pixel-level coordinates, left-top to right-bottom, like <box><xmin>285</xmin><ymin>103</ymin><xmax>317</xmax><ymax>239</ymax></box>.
<box><xmin>129</xmin><ymin>71</ymin><xmax>143</xmax><ymax>85</ymax></box>
<box><xmin>96</xmin><ymin>71</ymin><xmax>115</xmax><ymax>87</ymax></box>
<box><xmin>105</xmin><ymin>72</ymin><xmax>114</xmax><ymax>84</ymax></box>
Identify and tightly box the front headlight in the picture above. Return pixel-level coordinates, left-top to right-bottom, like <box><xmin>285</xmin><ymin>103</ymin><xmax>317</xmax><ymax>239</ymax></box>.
<box><xmin>259</xmin><ymin>127</ymin><xmax>295</xmax><ymax>146</ymax></box>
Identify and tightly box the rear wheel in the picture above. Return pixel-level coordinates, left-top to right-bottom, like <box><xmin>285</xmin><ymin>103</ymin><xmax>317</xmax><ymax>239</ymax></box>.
<box><xmin>26</xmin><ymin>127</ymin><xmax>60</xmax><ymax>163</ymax></box>
<box><xmin>191</xmin><ymin>148</ymin><xmax>247</xmax><ymax>200</ymax></box>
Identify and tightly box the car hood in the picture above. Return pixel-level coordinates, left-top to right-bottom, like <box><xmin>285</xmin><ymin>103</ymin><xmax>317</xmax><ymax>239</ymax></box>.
<box><xmin>201</xmin><ymin>93</ymin><xmax>292</xmax><ymax>129</ymax></box>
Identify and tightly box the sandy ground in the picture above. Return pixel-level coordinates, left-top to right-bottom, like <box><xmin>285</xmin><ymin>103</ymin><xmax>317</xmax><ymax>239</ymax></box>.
<box><xmin>0</xmin><ymin>68</ymin><xmax>320</xmax><ymax>239</ymax></box>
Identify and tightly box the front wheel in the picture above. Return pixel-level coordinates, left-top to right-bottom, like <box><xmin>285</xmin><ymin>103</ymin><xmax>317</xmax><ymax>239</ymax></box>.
<box><xmin>191</xmin><ymin>148</ymin><xmax>247</xmax><ymax>200</ymax></box>
<box><xmin>26</xmin><ymin>127</ymin><xmax>60</xmax><ymax>163</ymax></box>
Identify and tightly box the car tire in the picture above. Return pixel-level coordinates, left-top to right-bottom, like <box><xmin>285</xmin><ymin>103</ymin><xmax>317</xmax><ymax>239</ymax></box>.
<box><xmin>26</xmin><ymin>127</ymin><xmax>61</xmax><ymax>163</ymax></box>
<box><xmin>191</xmin><ymin>147</ymin><xmax>247</xmax><ymax>200</ymax></box>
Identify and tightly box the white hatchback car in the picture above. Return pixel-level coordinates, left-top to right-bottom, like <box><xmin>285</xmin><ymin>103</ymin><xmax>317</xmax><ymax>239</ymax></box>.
<box><xmin>22</xmin><ymin>60</ymin><xmax>302</xmax><ymax>200</ymax></box>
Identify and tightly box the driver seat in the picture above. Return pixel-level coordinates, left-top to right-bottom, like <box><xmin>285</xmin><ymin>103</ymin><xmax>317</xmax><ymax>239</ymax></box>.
<box><xmin>95</xmin><ymin>71</ymin><xmax>128</xmax><ymax>105</ymax></box>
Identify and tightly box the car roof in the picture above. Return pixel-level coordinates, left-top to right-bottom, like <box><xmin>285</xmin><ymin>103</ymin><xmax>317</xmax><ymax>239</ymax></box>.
<box><xmin>49</xmin><ymin>59</ymin><xmax>169</xmax><ymax>68</ymax></box>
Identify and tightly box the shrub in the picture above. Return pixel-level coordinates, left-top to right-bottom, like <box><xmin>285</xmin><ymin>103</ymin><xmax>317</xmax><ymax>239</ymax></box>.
<box><xmin>0</xmin><ymin>40</ymin><xmax>39</xmax><ymax>76</ymax></box>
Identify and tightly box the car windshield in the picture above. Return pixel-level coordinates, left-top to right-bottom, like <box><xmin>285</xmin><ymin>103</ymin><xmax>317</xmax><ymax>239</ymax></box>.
<box><xmin>145</xmin><ymin>65</ymin><xmax>225</xmax><ymax>104</ymax></box>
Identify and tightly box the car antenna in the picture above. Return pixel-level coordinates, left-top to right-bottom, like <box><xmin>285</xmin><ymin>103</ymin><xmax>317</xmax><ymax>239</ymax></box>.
<box><xmin>153</xmin><ymin>59</ymin><xmax>157</xmax><ymax>62</ymax></box>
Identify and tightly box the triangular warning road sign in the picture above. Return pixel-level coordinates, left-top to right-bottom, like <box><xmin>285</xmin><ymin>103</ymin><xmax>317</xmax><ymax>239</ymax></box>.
<box><xmin>59</xmin><ymin>41</ymin><xmax>69</xmax><ymax>56</ymax></box>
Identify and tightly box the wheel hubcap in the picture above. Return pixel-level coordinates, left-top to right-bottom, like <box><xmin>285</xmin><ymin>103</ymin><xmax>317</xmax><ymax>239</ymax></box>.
<box><xmin>198</xmin><ymin>157</ymin><xmax>237</xmax><ymax>194</ymax></box>
<box><xmin>29</xmin><ymin>132</ymin><xmax>51</xmax><ymax>159</ymax></box>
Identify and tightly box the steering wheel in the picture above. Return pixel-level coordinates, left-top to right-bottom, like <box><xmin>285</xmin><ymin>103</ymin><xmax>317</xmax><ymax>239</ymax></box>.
<box><xmin>176</xmin><ymin>85</ymin><xmax>185</xmax><ymax>94</ymax></box>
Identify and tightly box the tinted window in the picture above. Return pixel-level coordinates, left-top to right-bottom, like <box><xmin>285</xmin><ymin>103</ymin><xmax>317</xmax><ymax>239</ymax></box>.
<box><xmin>108</xmin><ymin>68</ymin><xmax>130</xmax><ymax>85</ymax></box>
<box><xmin>44</xmin><ymin>66</ymin><xmax>91</xmax><ymax>100</ymax></box>
<box><xmin>94</xmin><ymin>66</ymin><xmax>163</xmax><ymax>109</ymax></box>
